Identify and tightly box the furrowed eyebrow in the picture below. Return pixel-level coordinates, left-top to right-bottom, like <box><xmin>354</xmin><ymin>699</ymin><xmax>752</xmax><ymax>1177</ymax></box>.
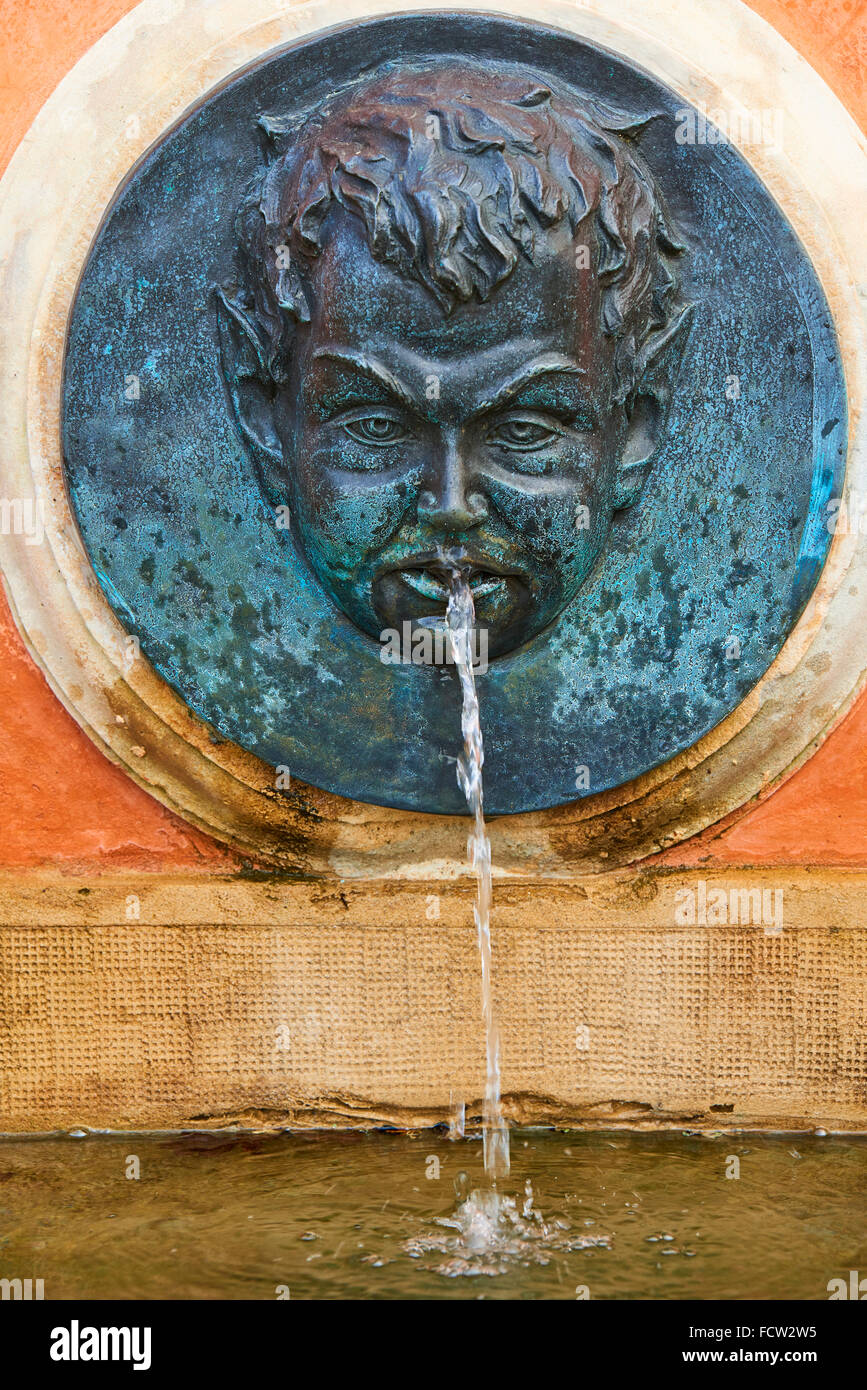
<box><xmin>311</xmin><ymin>348</ymin><xmax>417</xmax><ymax>410</ymax></box>
<box><xmin>472</xmin><ymin>355</ymin><xmax>587</xmax><ymax>417</ymax></box>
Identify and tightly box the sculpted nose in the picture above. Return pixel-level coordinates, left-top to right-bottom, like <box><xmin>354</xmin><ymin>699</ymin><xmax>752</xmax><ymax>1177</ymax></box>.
<box><xmin>418</xmin><ymin>437</ymin><xmax>489</xmax><ymax>530</ymax></box>
<box><xmin>418</xmin><ymin>489</ymin><xmax>488</xmax><ymax>530</ymax></box>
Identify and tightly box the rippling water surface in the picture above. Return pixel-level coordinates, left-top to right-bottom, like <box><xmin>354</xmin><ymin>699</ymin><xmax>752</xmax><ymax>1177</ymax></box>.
<box><xmin>0</xmin><ymin>1129</ymin><xmax>863</xmax><ymax>1299</ymax></box>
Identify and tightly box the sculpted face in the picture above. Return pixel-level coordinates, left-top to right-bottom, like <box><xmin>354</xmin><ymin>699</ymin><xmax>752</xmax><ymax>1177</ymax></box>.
<box><xmin>218</xmin><ymin>66</ymin><xmax>689</xmax><ymax>664</ymax></box>
<box><xmin>268</xmin><ymin>214</ymin><xmax>647</xmax><ymax>658</ymax></box>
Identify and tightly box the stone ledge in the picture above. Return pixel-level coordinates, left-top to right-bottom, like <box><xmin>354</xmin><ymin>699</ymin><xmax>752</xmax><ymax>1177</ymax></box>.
<box><xmin>0</xmin><ymin>866</ymin><xmax>864</xmax><ymax>927</ymax></box>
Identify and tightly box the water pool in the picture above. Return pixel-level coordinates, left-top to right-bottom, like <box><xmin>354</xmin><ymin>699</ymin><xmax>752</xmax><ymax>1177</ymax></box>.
<box><xmin>1</xmin><ymin>1128</ymin><xmax>863</xmax><ymax>1300</ymax></box>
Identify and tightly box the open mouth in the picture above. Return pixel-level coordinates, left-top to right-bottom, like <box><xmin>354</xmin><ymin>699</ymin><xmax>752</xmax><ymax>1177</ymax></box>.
<box><xmin>397</xmin><ymin>565</ymin><xmax>507</xmax><ymax>603</ymax></box>
<box><xmin>371</xmin><ymin>553</ymin><xmax>534</xmax><ymax>660</ymax></box>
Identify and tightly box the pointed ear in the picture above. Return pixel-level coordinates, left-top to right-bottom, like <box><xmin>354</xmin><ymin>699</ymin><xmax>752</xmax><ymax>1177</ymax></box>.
<box><xmin>614</xmin><ymin>303</ymin><xmax>694</xmax><ymax>509</ymax></box>
<box><xmin>214</xmin><ymin>287</ymin><xmax>284</xmax><ymax>498</ymax></box>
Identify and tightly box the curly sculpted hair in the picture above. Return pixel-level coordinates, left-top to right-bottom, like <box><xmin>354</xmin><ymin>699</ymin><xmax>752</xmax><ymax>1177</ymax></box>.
<box><xmin>230</xmin><ymin>60</ymin><xmax>690</xmax><ymax>406</ymax></box>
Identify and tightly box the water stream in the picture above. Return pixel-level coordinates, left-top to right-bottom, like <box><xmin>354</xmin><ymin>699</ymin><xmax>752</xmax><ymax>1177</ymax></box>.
<box><xmin>418</xmin><ymin>566</ymin><xmax>608</xmax><ymax>1274</ymax></box>
<box><xmin>444</xmin><ymin>567</ymin><xmax>509</xmax><ymax>1184</ymax></box>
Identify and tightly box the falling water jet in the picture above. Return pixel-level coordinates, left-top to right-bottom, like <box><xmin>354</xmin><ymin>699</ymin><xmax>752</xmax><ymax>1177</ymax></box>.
<box><xmin>404</xmin><ymin>573</ymin><xmax>613</xmax><ymax>1272</ymax></box>
<box><xmin>444</xmin><ymin>563</ymin><xmax>510</xmax><ymax>1183</ymax></box>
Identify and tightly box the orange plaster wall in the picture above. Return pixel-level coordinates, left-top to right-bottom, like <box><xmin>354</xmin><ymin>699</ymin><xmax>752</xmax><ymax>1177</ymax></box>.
<box><xmin>0</xmin><ymin>0</ymin><xmax>865</xmax><ymax>872</ymax></box>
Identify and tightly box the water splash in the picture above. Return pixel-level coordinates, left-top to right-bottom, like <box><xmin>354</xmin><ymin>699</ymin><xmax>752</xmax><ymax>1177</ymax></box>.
<box><xmin>448</xmin><ymin>1091</ymin><xmax>466</xmax><ymax>1141</ymax></box>
<box><xmin>404</xmin><ymin>1178</ymin><xmax>611</xmax><ymax>1278</ymax></box>
<box><xmin>444</xmin><ymin>566</ymin><xmax>509</xmax><ymax>1183</ymax></box>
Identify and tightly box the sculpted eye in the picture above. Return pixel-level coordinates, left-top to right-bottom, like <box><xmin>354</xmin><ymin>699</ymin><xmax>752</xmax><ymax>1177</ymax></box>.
<box><xmin>487</xmin><ymin>416</ymin><xmax>564</xmax><ymax>451</ymax></box>
<box><xmin>343</xmin><ymin>415</ymin><xmax>409</xmax><ymax>446</ymax></box>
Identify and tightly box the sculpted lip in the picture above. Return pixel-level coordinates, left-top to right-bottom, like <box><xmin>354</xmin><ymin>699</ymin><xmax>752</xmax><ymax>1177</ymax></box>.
<box><xmin>399</xmin><ymin>566</ymin><xmax>507</xmax><ymax>601</ymax></box>
<box><xmin>377</xmin><ymin>552</ymin><xmax>523</xmax><ymax>605</ymax></box>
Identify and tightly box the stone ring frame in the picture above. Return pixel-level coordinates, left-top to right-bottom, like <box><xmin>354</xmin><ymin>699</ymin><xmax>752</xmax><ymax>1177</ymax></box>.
<box><xmin>0</xmin><ymin>0</ymin><xmax>866</xmax><ymax>878</ymax></box>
